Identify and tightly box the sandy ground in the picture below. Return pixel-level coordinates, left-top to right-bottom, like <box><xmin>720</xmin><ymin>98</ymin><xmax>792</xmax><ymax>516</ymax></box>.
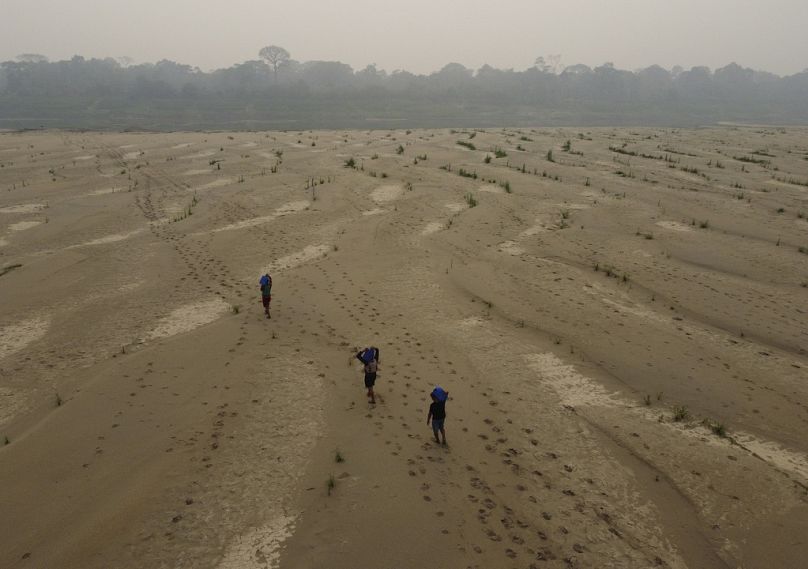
<box><xmin>1</xmin><ymin>127</ymin><xmax>807</xmax><ymax>568</ymax></box>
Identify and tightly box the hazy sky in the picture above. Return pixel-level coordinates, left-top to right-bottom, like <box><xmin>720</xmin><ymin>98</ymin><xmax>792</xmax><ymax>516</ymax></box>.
<box><xmin>2</xmin><ymin>0</ymin><xmax>807</xmax><ymax>75</ymax></box>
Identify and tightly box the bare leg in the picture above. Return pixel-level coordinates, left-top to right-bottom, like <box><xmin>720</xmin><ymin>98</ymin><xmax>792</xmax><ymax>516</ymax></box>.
<box><xmin>439</xmin><ymin>427</ymin><xmax>447</xmax><ymax>445</ymax></box>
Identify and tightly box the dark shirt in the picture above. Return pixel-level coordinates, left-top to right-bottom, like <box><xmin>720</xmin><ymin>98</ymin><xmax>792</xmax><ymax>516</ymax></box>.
<box><xmin>261</xmin><ymin>283</ymin><xmax>272</xmax><ymax>297</ymax></box>
<box><xmin>429</xmin><ymin>400</ymin><xmax>446</xmax><ymax>421</ymax></box>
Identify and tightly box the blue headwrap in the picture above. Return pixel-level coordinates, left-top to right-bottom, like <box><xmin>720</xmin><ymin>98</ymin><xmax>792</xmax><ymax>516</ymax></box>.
<box><xmin>431</xmin><ymin>386</ymin><xmax>448</xmax><ymax>402</ymax></box>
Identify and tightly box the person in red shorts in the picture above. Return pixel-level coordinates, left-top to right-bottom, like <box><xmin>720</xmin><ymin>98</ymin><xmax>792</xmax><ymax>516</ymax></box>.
<box><xmin>259</xmin><ymin>273</ymin><xmax>272</xmax><ymax>319</ymax></box>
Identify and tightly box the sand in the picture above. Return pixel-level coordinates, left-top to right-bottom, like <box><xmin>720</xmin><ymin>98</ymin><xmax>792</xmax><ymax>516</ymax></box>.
<box><xmin>0</xmin><ymin>316</ymin><xmax>50</xmax><ymax>362</ymax></box>
<box><xmin>144</xmin><ymin>298</ymin><xmax>232</xmax><ymax>341</ymax></box>
<box><xmin>8</xmin><ymin>221</ymin><xmax>42</xmax><ymax>232</ymax></box>
<box><xmin>66</xmin><ymin>228</ymin><xmax>145</xmax><ymax>248</ymax></box>
<box><xmin>1</xmin><ymin>127</ymin><xmax>808</xmax><ymax>569</ymax></box>
<box><xmin>0</xmin><ymin>203</ymin><xmax>47</xmax><ymax>214</ymax></box>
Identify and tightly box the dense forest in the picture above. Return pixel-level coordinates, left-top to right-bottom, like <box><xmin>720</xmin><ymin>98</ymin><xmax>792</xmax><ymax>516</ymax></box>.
<box><xmin>1</xmin><ymin>49</ymin><xmax>807</xmax><ymax>130</ymax></box>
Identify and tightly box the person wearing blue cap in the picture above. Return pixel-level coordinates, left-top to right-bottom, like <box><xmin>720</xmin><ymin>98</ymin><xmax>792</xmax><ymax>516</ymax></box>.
<box><xmin>259</xmin><ymin>273</ymin><xmax>272</xmax><ymax>319</ymax></box>
<box><xmin>356</xmin><ymin>347</ymin><xmax>380</xmax><ymax>404</ymax></box>
<box><xmin>427</xmin><ymin>386</ymin><xmax>449</xmax><ymax>445</ymax></box>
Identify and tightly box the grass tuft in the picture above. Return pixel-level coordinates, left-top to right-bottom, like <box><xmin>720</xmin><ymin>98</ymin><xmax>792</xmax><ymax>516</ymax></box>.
<box><xmin>672</xmin><ymin>405</ymin><xmax>689</xmax><ymax>422</ymax></box>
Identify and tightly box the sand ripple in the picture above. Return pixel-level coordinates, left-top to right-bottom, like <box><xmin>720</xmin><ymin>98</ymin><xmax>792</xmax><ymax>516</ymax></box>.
<box><xmin>195</xmin><ymin>178</ymin><xmax>236</xmax><ymax>191</ymax></box>
<box><xmin>0</xmin><ymin>204</ymin><xmax>46</xmax><ymax>214</ymax></box>
<box><xmin>213</xmin><ymin>201</ymin><xmax>309</xmax><ymax>233</ymax></box>
<box><xmin>146</xmin><ymin>298</ymin><xmax>230</xmax><ymax>341</ymax></box>
<box><xmin>656</xmin><ymin>221</ymin><xmax>693</xmax><ymax>232</ymax></box>
<box><xmin>0</xmin><ymin>316</ymin><xmax>49</xmax><ymax>361</ymax></box>
<box><xmin>371</xmin><ymin>185</ymin><xmax>402</xmax><ymax>203</ymax></box>
<box><xmin>421</xmin><ymin>221</ymin><xmax>444</xmax><ymax>235</ymax></box>
<box><xmin>217</xmin><ymin>515</ymin><xmax>296</xmax><ymax>569</ymax></box>
<box><xmin>498</xmin><ymin>240</ymin><xmax>525</xmax><ymax>255</ymax></box>
<box><xmin>9</xmin><ymin>221</ymin><xmax>42</xmax><ymax>231</ymax></box>
<box><xmin>267</xmin><ymin>244</ymin><xmax>330</xmax><ymax>272</ymax></box>
<box><xmin>67</xmin><ymin>228</ymin><xmax>144</xmax><ymax>248</ymax></box>
<box><xmin>525</xmin><ymin>353</ymin><xmax>619</xmax><ymax>408</ymax></box>
<box><xmin>83</xmin><ymin>187</ymin><xmax>122</xmax><ymax>197</ymax></box>
<box><xmin>183</xmin><ymin>149</ymin><xmax>217</xmax><ymax>160</ymax></box>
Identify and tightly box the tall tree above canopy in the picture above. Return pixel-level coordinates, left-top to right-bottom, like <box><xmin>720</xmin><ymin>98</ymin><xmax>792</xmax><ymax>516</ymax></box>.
<box><xmin>258</xmin><ymin>45</ymin><xmax>290</xmax><ymax>80</ymax></box>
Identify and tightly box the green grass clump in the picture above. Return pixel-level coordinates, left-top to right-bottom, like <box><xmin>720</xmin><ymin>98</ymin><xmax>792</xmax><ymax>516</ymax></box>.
<box><xmin>457</xmin><ymin>141</ymin><xmax>476</xmax><ymax>150</ymax></box>
<box><xmin>703</xmin><ymin>419</ymin><xmax>727</xmax><ymax>438</ymax></box>
<box><xmin>464</xmin><ymin>193</ymin><xmax>478</xmax><ymax>208</ymax></box>
<box><xmin>672</xmin><ymin>405</ymin><xmax>689</xmax><ymax>422</ymax></box>
<box><xmin>493</xmin><ymin>148</ymin><xmax>508</xmax><ymax>159</ymax></box>
<box><xmin>734</xmin><ymin>155</ymin><xmax>770</xmax><ymax>166</ymax></box>
<box><xmin>344</xmin><ymin>157</ymin><xmax>356</xmax><ymax>169</ymax></box>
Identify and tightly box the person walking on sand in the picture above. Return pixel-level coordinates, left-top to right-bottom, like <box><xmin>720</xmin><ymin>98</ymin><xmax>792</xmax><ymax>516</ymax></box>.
<box><xmin>427</xmin><ymin>386</ymin><xmax>449</xmax><ymax>445</ymax></box>
<box><xmin>356</xmin><ymin>347</ymin><xmax>380</xmax><ymax>404</ymax></box>
<box><xmin>259</xmin><ymin>273</ymin><xmax>272</xmax><ymax>319</ymax></box>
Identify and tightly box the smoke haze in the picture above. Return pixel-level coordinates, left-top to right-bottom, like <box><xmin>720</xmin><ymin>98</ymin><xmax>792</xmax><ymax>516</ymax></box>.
<box><xmin>2</xmin><ymin>0</ymin><xmax>807</xmax><ymax>75</ymax></box>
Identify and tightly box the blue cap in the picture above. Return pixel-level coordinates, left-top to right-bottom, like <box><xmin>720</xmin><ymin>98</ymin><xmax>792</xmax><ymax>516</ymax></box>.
<box><xmin>431</xmin><ymin>386</ymin><xmax>448</xmax><ymax>402</ymax></box>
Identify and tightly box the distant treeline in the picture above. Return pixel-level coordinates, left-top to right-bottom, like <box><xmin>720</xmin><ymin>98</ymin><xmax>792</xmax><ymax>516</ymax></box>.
<box><xmin>1</xmin><ymin>54</ymin><xmax>807</xmax><ymax>130</ymax></box>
